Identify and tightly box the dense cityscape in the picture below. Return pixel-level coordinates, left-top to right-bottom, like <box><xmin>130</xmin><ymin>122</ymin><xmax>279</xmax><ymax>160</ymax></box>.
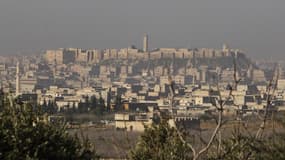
<box><xmin>0</xmin><ymin>35</ymin><xmax>284</xmax><ymax>127</ymax></box>
<box><xmin>1</xmin><ymin>1</ymin><xmax>285</xmax><ymax>159</ymax></box>
<box><xmin>1</xmin><ymin>36</ymin><xmax>285</xmax><ymax>159</ymax></box>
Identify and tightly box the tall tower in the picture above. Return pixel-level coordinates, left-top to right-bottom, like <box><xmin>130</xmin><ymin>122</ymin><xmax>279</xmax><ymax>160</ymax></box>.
<box><xmin>222</xmin><ymin>43</ymin><xmax>230</xmax><ymax>56</ymax></box>
<box><xmin>16</xmin><ymin>62</ymin><xmax>20</xmax><ymax>96</ymax></box>
<box><xmin>143</xmin><ymin>34</ymin><xmax>149</xmax><ymax>52</ymax></box>
<box><xmin>53</xmin><ymin>58</ymin><xmax>57</xmax><ymax>84</ymax></box>
<box><xmin>222</xmin><ymin>43</ymin><xmax>229</xmax><ymax>52</ymax></box>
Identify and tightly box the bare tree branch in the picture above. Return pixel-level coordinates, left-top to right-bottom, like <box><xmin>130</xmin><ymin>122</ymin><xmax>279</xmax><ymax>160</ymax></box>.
<box><xmin>255</xmin><ymin>64</ymin><xmax>279</xmax><ymax>139</ymax></box>
<box><xmin>165</xmin><ymin>54</ymin><xmax>245</xmax><ymax>160</ymax></box>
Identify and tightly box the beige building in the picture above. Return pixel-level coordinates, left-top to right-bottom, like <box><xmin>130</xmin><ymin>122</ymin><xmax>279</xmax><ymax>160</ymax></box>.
<box><xmin>45</xmin><ymin>45</ymin><xmax>246</xmax><ymax>63</ymax></box>
<box><xmin>103</xmin><ymin>49</ymin><xmax>118</xmax><ymax>60</ymax></box>
<box><xmin>115</xmin><ymin>113</ymin><xmax>152</xmax><ymax>132</ymax></box>
<box><xmin>278</xmin><ymin>79</ymin><xmax>285</xmax><ymax>90</ymax></box>
<box><xmin>149</xmin><ymin>51</ymin><xmax>162</xmax><ymax>59</ymax></box>
<box><xmin>20</xmin><ymin>78</ymin><xmax>37</xmax><ymax>93</ymax></box>
<box><xmin>45</xmin><ymin>49</ymin><xmax>75</xmax><ymax>64</ymax></box>
<box><xmin>252</xmin><ymin>69</ymin><xmax>266</xmax><ymax>82</ymax></box>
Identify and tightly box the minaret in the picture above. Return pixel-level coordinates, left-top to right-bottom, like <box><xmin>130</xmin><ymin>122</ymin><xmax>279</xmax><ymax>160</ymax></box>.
<box><xmin>222</xmin><ymin>43</ymin><xmax>230</xmax><ymax>56</ymax></box>
<box><xmin>143</xmin><ymin>34</ymin><xmax>149</xmax><ymax>52</ymax></box>
<box><xmin>53</xmin><ymin>58</ymin><xmax>57</xmax><ymax>84</ymax></box>
<box><xmin>16</xmin><ymin>62</ymin><xmax>20</xmax><ymax>96</ymax></box>
<box><xmin>222</xmin><ymin>43</ymin><xmax>229</xmax><ymax>52</ymax></box>
<box><xmin>0</xmin><ymin>80</ymin><xmax>4</xmax><ymax>109</ymax></box>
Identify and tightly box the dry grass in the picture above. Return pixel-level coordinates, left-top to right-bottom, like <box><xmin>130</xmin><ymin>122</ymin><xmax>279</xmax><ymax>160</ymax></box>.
<box><xmin>67</xmin><ymin>114</ymin><xmax>285</xmax><ymax>159</ymax></box>
<box><xmin>69</xmin><ymin>127</ymin><xmax>141</xmax><ymax>158</ymax></box>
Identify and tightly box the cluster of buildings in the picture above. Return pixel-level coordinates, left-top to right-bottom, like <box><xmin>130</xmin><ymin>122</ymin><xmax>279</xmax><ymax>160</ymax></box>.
<box><xmin>45</xmin><ymin>35</ymin><xmax>245</xmax><ymax>65</ymax></box>
<box><xmin>0</xmin><ymin>35</ymin><xmax>284</xmax><ymax>131</ymax></box>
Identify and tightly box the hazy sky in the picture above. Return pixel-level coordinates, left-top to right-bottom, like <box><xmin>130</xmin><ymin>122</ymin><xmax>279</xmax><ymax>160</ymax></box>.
<box><xmin>0</xmin><ymin>0</ymin><xmax>284</xmax><ymax>60</ymax></box>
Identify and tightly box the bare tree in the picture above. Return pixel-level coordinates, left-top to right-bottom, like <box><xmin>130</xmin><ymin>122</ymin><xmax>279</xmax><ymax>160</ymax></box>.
<box><xmin>168</xmin><ymin>76</ymin><xmax>230</xmax><ymax>160</ymax></box>
<box><xmin>166</xmin><ymin>55</ymin><xmax>249</xmax><ymax>160</ymax></box>
<box><xmin>132</xmin><ymin>56</ymin><xmax>281</xmax><ymax>160</ymax></box>
<box><xmin>256</xmin><ymin>65</ymin><xmax>279</xmax><ymax>139</ymax></box>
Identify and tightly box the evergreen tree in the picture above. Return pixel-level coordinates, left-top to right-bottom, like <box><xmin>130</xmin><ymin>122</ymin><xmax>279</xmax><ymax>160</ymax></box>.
<box><xmin>130</xmin><ymin>120</ymin><xmax>192</xmax><ymax>160</ymax></box>
<box><xmin>114</xmin><ymin>94</ymin><xmax>123</xmax><ymax>111</ymax></box>
<box><xmin>95</xmin><ymin>96</ymin><xmax>105</xmax><ymax>116</ymax></box>
<box><xmin>78</xmin><ymin>100</ymin><xmax>84</xmax><ymax>113</ymax></box>
<box><xmin>0</xmin><ymin>93</ymin><xmax>99</xmax><ymax>159</ymax></box>
<box><xmin>72</xmin><ymin>102</ymin><xmax>76</xmax><ymax>113</ymax></box>
<box><xmin>41</xmin><ymin>99</ymin><xmax>48</xmax><ymax>112</ymax></box>
<box><xmin>85</xmin><ymin>95</ymin><xmax>90</xmax><ymax>111</ymax></box>
<box><xmin>106</xmin><ymin>89</ymin><xmax>112</xmax><ymax>112</ymax></box>
<box><xmin>89</xmin><ymin>95</ymin><xmax>97</xmax><ymax>111</ymax></box>
<box><xmin>47</xmin><ymin>100</ymin><xmax>56</xmax><ymax>114</ymax></box>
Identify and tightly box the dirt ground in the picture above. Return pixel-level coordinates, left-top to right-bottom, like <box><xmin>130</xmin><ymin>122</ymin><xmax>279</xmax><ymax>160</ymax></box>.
<box><xmin>68</xmin><ymin>115</ymin><xmax>285</xmax><ymax>159</ymax></box>
<box><xmin>69</xmin><ymin>127</ymin><xmax>141</xmax><ymax>158</ymax></box>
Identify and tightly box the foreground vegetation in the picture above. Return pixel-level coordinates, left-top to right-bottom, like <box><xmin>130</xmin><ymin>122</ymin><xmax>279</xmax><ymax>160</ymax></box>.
<box><xmin>1</xmin><ymin>91</ymin><xmax>285</xmax><ymax>159</ymax></box>
<box><xmin>0</xmin><ymin>93</ymin><xmax>99</xmax><ymax>160</ymax></box>
<box><xmin>130</xmin><ymin>117</ymin><xmax>285</xmax><ymax>160</ymax></box>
